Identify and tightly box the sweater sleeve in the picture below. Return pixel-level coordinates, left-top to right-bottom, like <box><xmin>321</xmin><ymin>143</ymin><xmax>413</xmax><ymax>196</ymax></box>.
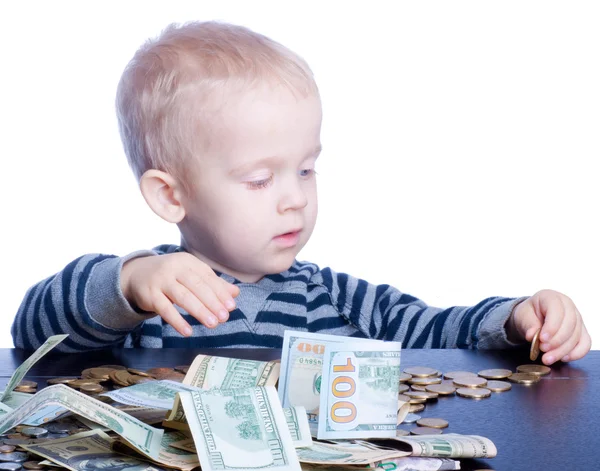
<box><xmin>313</xmin><ymin>267</ymin><xmax>528</xmax><ymax>349</ymax></box>
<box><xmin>11</xmin><ymin>250</ymin><xmax>158</xmax><ymax>352</ymax></box>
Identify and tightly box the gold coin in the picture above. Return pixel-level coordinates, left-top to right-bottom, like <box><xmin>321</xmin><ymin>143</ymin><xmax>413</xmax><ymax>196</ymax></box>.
<box><xmin>162</xmin><ymin>371</ymin><xmax>185</xmax><ymax>383</ymax></box>
<box><xmin>398</xmin><ymin>384</ymin><xmax>410</xmax><ymax>394</ymax></box>
<box><xmin>23</xmin><ymin>461</ymin><xmax>45</xmax><ymax>470</ymax></box>
<box><xmin>88</xmin><ymin>367</ymin><xmax>116</xmax><ymax>380</ymax></box>
<box><xmin>443</xmin><ymin>371</ymin><xmax>478</xmax><ymax>380</ymax></box>
<box><xmin>146</xmin><ymin>367</ymin><xmax>176</xmax><ymax>380</ymax></box>
<box><xmin>127</xmin><ymin>368</ymin><xmax>154</xmax><ymax>378</ymax></box>
<box><xmin>398</xmin><ymin>394</ymin><xmax>411</xmax><ymax>404</ymax></box>
<box><xmin>425</xmin><ymin>384</ymin><xmax>456</xmax><ymax>395</ymax></box>
<box><xmin>409</xmin><ymin>397</ymin><xmax>427</xmax><ymax>404</ymax></box>
<box><xmin>69</xmin><ymin>379</ymin><xmax>105</xmax><ymax>389</ymax></box>
<box><xmin>80</xmin><ymin>383</ymin><xmax>103</xmax><ymax>394</ymax></box>
<box><xmin>453</xmin><ymin>377</ymin><xmax>488</xmax><ymax>388</ymax></box>
<box><xmin>486</xmin><ymin>380</ymin><xmax>512</xmax><ymax>392</ymax></box>
<box><xmin>17</xmin><ymin>380</ymin><xmax>37</xmax><ymax>388</ymax></box>
<box><xmin>13</xmin><ymin>386</ymin><xmax>36</xmax><ymax>394</ymax></box>
<box><xmin>129</xmin><ymin>375</ymin><xmax>156</xmax><ymax>385</ymax></box>
<box><xmin>409</xmin><ymin>403</ymin><xmax>425</xmax><ymax>413</ymax></box>
<box><xmin>47</xmin><ymin>377</ymin><xmax>78</xmax><ymax>385</ymax></box>
<box><xmin>508</xmin><ymin>373</ymin><xmax>540</xmax><ymax>385</ymax></box>
<box><xmin>403</xmin><ymin>367</ymin><xmax>440</xmax><ymax>378</ymax></box>
<box><xmin>174</xmin><ymin>365</ymin><xmax>190</xmax><ymax>374</ymax></box>
<box><xmin>405</xmin><ymin>391</ymin><xmax>439</xmax><ymax>400</ymax></box>
<box><xmin>456</xmin><ymin>387</ymin><xmax>491</xmax><ymax>399</ymax></box>
<box><xmin>416</xmin><ymin>418</ymin><xmax>449</xmax><ymax>429</ymax></box>
<box><xmin>409</xmin><ymin>377</ymin><xmax>442</xmax><ymax>386</ymax></box>
<box><xmin>530</xmin><ymin>327</ymin><xmax>541</xmax><ymax>361</ymax></box>
<box><xmin>398</xmin><ymin>372</ymin><xmax>412</xmax><ymax>383</ymax></box>
<box><xmin>0</xmin><ymin>445</ymin><xmax>16</xmax><ymax>453</ymax></box>
<box><xmin>477</xmin><ymin>369</ymin><xmax>512</xmax><ymax>380</ymax></box>
<box><xmin>410</xmin><ymin>426</ymin><xmax>443</xmax><ymax>435</ymax></box>
<box><xmin>110</xmin><ymin>370</ymin><xmax>132</xmax><ymax>387</ymax></box>
<box><xmin>411</xmin><ymin>384</ymin><xmax>427</xmax><ymax>392</ymax></box>
<box><xmin>517</xmin><ymin>364</ymin><xmax>551</xmax><ymax>376</ymax></box>
<box><xmin>396</xmin><ymin>429</ymin><xmax>410</xmax><ymax>436</ymax></box>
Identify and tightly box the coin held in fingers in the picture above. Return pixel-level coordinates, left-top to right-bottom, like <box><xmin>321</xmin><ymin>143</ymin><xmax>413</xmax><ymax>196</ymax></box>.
<box><xmin>530</xmin><ymin>328</ymin><xmax>541</xmax><ymax>361</ymax></box>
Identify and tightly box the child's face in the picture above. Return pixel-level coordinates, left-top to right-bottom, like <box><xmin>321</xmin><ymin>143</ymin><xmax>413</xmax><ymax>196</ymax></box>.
<box><xmin>179</xmin><ymin>84</ymin><xmax>322</xmax><ymax>282</ymax></box>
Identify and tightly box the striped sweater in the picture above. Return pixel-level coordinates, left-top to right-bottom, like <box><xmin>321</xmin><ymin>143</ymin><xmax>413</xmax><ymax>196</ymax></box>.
<box><xmin>12</xmin><ymin>244</ymin><xmax>525</xmax><ymax>352</ymax></box>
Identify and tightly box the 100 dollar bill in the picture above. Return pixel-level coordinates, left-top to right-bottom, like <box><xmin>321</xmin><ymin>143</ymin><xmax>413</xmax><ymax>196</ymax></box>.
<box><xmin>318</xmin><ymin>341</ymin><xmax>402</xmax><ymax>439</ymax></box>
<box><xmin>179</xmin><ymin>386</ymin><xmax>301</xmax><ymax>471</ymax></box>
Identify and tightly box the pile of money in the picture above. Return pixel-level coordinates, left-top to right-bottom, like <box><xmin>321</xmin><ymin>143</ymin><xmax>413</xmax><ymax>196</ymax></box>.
<box><xmin>0</xmin><ymin>331</ymin><xmax>548</xmax><ymax>471</ymax></box>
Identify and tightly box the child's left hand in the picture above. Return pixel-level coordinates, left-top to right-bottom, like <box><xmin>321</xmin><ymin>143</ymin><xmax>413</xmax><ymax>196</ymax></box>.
<box><xmin>509</xmin><ymin>289</ymin><xmax>591</xmax><ymax>365</ymax></box>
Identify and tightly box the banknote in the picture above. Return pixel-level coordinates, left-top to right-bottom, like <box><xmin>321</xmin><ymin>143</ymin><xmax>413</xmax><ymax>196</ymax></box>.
<box><xmin>396</xmin><ymin>433</ymin><xmax>498</xmax><ymax>459</ymax></box>
<box><xmin>112</xmin><ymin>430</ymin><xmax>199</xmax><ymax>471</ymax></box>
<box><xmin>372</xmin><ymin>457</ymin><xmax>460</xmax><ymax>470</ymax></box>
<box><xmin>184</xmin><ymin>354</ymin><xmax>280</xmax><ymax>389</ymax></box>
<box><xmin>179</xmin><ymin>386</ymin><xmax>301</xmax><ymax>471</ymax></box>
<box><xmin>0</xmin><ymin>384</ymin><xmax>163</xmax><ymax>460</ymax></box>
<box><xmin>0</xmin><ymin>334</ymin><xmax>68</xmax><ymax>402</ymax></box>
<box><xmin>21</xmin><ymin>430</ymin><xmax>167</xmax><ymax>471</ymax></box>
<box><xmin>168</xmin><ymin>437</ymin><xmax>196</xmax><ymax>454</ymax></box>
<box><xmin>318</xmin><ymin>341</ymin><xmax>402</xmax><ymax>439</ymax></box>
<box><xmin>283</xmin><ymin>406</ymin><xmax>312</xmax><ymax>448</ymax></box>
<box><xmin>278</xmin><ymin>331</ymin><xmax>382</xmax><ymax>433</ymax></box>
<box><xmin>101</xmin><ymin>380</ymin><xmax>202</xmax><ymax>410</ymax></box>
<box><xmin>295</xmin><ymin>441</ymin><xmax>409</xmax><ymax>465</ymax></box>
<box><xmin>0</xmin><ymin>401</ymin><xmax>12</xmax><ymax>417</ymax></box>
<box><xmin>2</xmin><ymin>389</ymin><xmax>70</xmax><ymax>426</ymax></box>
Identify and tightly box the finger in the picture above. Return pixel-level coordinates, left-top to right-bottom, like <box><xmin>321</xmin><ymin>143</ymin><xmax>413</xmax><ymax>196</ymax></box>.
<box><xmin>179</xmin><ymin>274</ymin><xmax>230</xmax><ymax>323</ymax></box>
<box><xmin>165</xmin><ymin>282</ymin><xmax>219</xmax><ymax>328</ymax></box>
<box><xmin>151</xmin><ymin>292</ymin><xmax>193</xmax><ymax>336</ymax></box>
<box><xmin>542</xmin><ymin>314</ymin><xmax>581</xmax><ymax>365</ymax></box>
<box><xmin>563</xmin><ymin>326</ymin><xmax>592</xmax><ymax>362</ymax></box>
<box><xmin>540</xmin><ymin>304</ymin><xmax>578</xmax><ymax>350</ymax></box>
<box><xmin>223</xmin><ymin>279</ymin><xmax>241</xmax><ymax>299</ymax></box>
<box><xmin>537</xmin><ymin>295</ymin><xmax>565</xmax><ymax>343</ymax></box>
<box><xmin>215</xmin><ymin>278</ymin><xmax>240</xmax><ymax>310</ymax></box>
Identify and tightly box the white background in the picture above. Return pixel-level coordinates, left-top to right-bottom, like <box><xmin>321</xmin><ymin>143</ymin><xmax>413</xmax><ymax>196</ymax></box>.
<box><xmin>0</xmin><ymin>1</ymin><xmax>598</xmax><ymax>351</ymax></box>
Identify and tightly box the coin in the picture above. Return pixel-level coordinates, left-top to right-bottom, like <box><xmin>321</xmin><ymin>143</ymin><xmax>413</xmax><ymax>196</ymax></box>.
<box><xmin>0</xmin><ymin>446</ymin><xmax>15</xmax><ymax>453</ymax></box>
<box><xmin>127</xmin><ymin>368</ymin><xmax>154</xmax><ymax>378</ymax></box>
<box><xmin>161</xmin><ymin>372</ymin><xmax>185</xmax><ymax>383</ymax></box>
<box><xmin>396</xmin><ymin>429</ymin><xmax>410</xmax><ymax>436</ymax></box>
<box><xmin>20</xmin><ymin>427</ymin><xmax>48</xmax><ymax>439</ymax></box>
<box><xmin>410</xmin><ymin>384</ymin><xmax>427</xmax><ymax>392</ymax></box>
<box><xmin>0</xmin><ymin>452</ymin><xmax>28</xmax><ymax>463</ymax></box>
<box><xmin>456</xmin><ymin>387</ymin><xmax>492</xmax><ymax>399</ymax></box>
<box><xmin>80</xmin><ymin>383</ymin><xmax>103</xmax><ymax>394</ymax></box>
<box><xmin>405</xmin><ymin>391</ymin><xmax>439</xmax><ymax>400</ymax></box>
<box><xmin>403</xmin><ymin>367</ymin><xmax>440</xmax><ymax>378</ymax></box>
<box><xmin>47</xmin><ymin>377</ymin><xmax>78</xmax><ymax>385</ymax></box>
<box><xmin>398</xmin><ymin>384</ymin><xmax>410</xmax><ymax>394</ymax></box>
<box><xmin>45</xmin><ymin>422</ymin><xmax>78</xmax><ymax>434</ymax></box>
<box><xmin>409</xmin><ymin>403</ymin><xmax>425</xmax><ymax>413</ymax></box>
<box><xmin>88</xmin><ymin>367</ymin><xmax>116</xmax><ymax>380</ymax></box>
<box><xmin>98</xmin><ymin>364</ymin><xmax>127</xmax><ymax>371</ymax></box>
<box><xmin>69</xmin><ymin>379</ymin><xmax>105</xmax><ymax>389</ymax></box>
<box><xmin>0</xmin><ymin>463</ymin><xmax>23</xmax><ymax>471</ymax></box>
<box><xmin>402</xmin><ymin>413</ymin><xmax>421</xmax><ymax>424</ymax></box>
<box><xmin>145</xmin><ymin>367</ymin><xmax>175</xmax><ymax>379</ymax></box>
<box><xmin>398</xmin><ymin>394</ymin><xmax>411</xmax><ymax>404</ymax></box>
<box><xmin>416</xmin><ymin>418</ymin><xmax>449</xmax><ymax>429</ymax></box>
<box><xmin>109</xmin><ymin>369</ymin><xmax>132</xmax><ymax>387</ymax></box>
<box><xmin>478</xmin><ymin>369</ymin><xmax>512</xmax><ymax>380</ymax></box>
<box><xmin>17</xmin><ymin>381</ymin><xmax>37</xmax><ymax>389</ymax></box>
<box><xmin>174</xmin><ymin>365</ymin><xmax>190</xmax><ymax>374</ymax></box>
<box><xmin>129</xmin><ymin>375</ymin><xmax>156</xmax><ymax>385</ymax></box>
<box><xmin>409</xmin><ymin>397</ymin><xmax>427</xmax><ymax>404</ymax></box>
<box><xmin>486</xmin><ymin>380</ymin><xmax>512</xmax><ymax>392</ymax></box>
<box><xmin>508</xmin><ymin>373</ymin><xmax>540</xmax><ymax>385</ymax></box>
<box><xmin>409</xmin><ymin>377</ymin><xmax>442</xmax><ymax>386</ymax></box>
<box><xmin>398</xmin><ymin>373</ymin><xmax>412</xmax><ymax>382</ymax></box>
<box><xmin>530</xmin><ymin>327</ymin><xmax>541</xmax><ymax>361</ymax></box>
<box><xmin>425</xmin><ymin>384</ymin><xmax>456</xmax><ymax>395</ymax></box>
<box><xmin>517</xmin><ymin>364</ymin><xmax>551</xmax><ymax>376</ymax></box>
<box><xmin>410</xmin><ymin>427</ymin><xmax>443</xmax><ymax>435</ymax></box>
<box><xmin>453</xmin><ymin>376</ymin><xmax>488</xmax><ymax>388</ymax></box>
<box><xmin>13</xmin><ymin>387</ymin><xmax>36</xmax><ymax>394</ymax></box>
<box><xmin>23</xmin><ymin>461</ymin><xmax>45</xmax><ymax>470</ymax></box>
<box><xmin>443</xmin><ymin>371</ymin><xmax>478</xmax><ymax>380</ymax></box>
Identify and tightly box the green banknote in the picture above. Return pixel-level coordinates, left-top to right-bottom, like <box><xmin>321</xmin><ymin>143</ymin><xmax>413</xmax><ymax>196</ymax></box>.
<box><xmin>179</xmin><ymin>386</ymin><xmax>301</xmax><ymax>471</ymax></box>
<box><xmin>317</xmin><ymin>341</ymin><xmax>402</xmax><ymax>439</ymax></box>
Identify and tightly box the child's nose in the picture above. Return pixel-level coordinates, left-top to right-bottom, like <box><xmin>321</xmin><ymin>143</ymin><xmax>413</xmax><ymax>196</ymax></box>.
<box><xmin>277</xmin><ymin>180</ymin><xmax>308</xmax><ymax>213</ymax></box>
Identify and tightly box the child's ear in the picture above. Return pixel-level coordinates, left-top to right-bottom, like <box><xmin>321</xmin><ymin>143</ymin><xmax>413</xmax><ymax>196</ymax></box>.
<box><xmin>139</xmin><ymin>170</ymin><xmax>186</xmax><ymax>223</ymax></box>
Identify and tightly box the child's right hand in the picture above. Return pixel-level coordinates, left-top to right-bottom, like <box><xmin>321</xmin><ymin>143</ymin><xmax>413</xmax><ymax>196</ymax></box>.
<box><xmin>120</xmin><ymin>253</ymin><xmax>240</xmax><ymax>336</ymax></box>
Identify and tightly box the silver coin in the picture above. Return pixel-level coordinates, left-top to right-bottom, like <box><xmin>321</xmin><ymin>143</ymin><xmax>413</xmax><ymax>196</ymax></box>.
<box><xmin>0</xmin><ymin>463</ymin><xmax>23</xmax><ymax>471</ymax></box>
<box><xmin>0</xmin><ymin>452</ymin><xmax>28</xmax><ymax>463</ymax></box>
<box><xmin>45</xmin><ymin>432</ymin><xmax>70</xmax><ymax>440</ymax></box>
<box><xmin>19</xmin><ymin>428</ymin><xmax>47</xmax><ymax>439</ymax></box>
<box><xmin>402</xmin><ymin>413</ymin><xmax>421</xmax><ymax>424</ymax></box>
<box><xmin>44</xmin><ymin>423</ymin><xmax>77</xmax><ymax>434</ymax></box>
<box><xmin>0</xmin><ymin>439</ymin><xmax>39</xmax><ymax>446</ymax></box>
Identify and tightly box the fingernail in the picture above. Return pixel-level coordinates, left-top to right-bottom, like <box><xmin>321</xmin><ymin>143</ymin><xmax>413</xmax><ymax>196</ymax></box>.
<box><xmin>206</xmin><ymin>316</ymin><xmax>217</xmax><ymax>327</ymax></box>
<box><xmin>545</xmin><ymin>355</ymin><xmax>555</xmax><ymax>364</ymax></box>
<box><xmin>183</xmin><ymin>326</ymin><xmax>193</xmax><ymax>336</ymax></box>
<box><xmin>218</xmin><ymin>309</ymin><xmax>229</xmax><ymax>322</ymax></box>
<box><xmin>541</xmin><ymin>343</ymin><xmax>551</xmax><ymax>351</ymax></box>
<box><xmin>562</xmin><ymin>355</ymin><xmax>570</xmax><ymax>362</ymax></box>
<box><xmin>225</xmin><ymin>300</ymin><xmax>236</xmax><ymax>310</ymax></box>
<box><xmin>541</xmin><ymin>332</ymin><xmax>550</xmax><ymax>342</ymax></box>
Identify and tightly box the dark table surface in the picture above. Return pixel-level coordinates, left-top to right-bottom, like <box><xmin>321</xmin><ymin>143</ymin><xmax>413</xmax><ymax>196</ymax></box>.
<box><xmin>1</xmin><ymin>347</ymin><xmax>598</xmax><ymax>471</ymax></box>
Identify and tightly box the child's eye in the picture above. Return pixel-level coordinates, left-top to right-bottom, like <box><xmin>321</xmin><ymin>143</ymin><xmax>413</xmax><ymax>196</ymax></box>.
<box><xmin>299</xmin><ymin>169</ymin><xmax>315</xmax><ymax>178</ymax></box>
<box><xmin>246</xmin><ymin>176</ymin><xmax>273</xmax><ymax>190</ymax></box>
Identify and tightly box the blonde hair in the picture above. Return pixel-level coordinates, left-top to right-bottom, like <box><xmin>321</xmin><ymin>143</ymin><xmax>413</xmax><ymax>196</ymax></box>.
<box><xmin>115</xmin><ymin>21</ymin><xmax>319</xmax><ymax>191</ymax></box>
